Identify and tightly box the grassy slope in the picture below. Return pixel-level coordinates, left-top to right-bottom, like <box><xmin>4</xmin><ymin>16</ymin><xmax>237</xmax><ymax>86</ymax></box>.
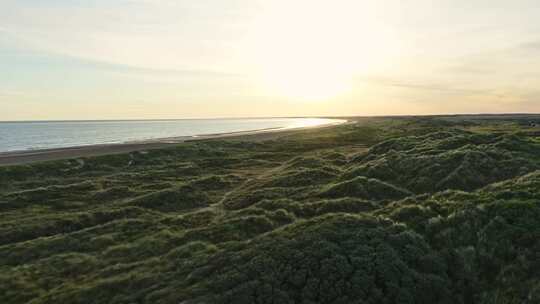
<box><xmin>1</xmin><ymin>116</ymin><xmax>540</xmax><ymax>303</ymax></box>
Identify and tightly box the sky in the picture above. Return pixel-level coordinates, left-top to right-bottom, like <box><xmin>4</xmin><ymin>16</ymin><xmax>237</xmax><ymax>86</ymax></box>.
<box><xmin>1</xmin><ymin>0</ymin><xmax>540</xmax><ymax>120</ymax></box>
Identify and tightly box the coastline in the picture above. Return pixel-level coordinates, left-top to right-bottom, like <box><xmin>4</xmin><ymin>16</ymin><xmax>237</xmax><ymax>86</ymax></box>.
<box><xmin>0</xmin><ymin>120</ymin><xmax>346</xmax><ymax>166</ymax></box>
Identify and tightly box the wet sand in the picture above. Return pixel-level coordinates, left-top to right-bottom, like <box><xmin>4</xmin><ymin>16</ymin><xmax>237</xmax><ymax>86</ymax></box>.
<box><xmin>0</xmin><ymin>121</ymin><xmax>346</xmax><ymax>166</ymax></box>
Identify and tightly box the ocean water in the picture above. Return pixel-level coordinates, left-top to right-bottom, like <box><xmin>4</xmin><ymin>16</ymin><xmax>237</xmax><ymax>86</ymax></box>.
<box><xmin>0</xmin><ymin>118</ymin><xmax>345</xmax><ymax>153</ymax></box>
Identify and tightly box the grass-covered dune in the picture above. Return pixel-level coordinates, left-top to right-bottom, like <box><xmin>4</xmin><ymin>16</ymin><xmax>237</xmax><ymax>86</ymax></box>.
<box><xmin>1</xmin><ymin>115</ymin><xmax>540</xmax><ymax>303</ymax></box>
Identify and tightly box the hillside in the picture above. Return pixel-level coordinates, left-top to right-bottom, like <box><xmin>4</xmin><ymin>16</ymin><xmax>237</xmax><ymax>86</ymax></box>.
<box><xmin>1</xmin><ymin>115</ymin><xmax>540</xmax><ymax>303</ymax></box>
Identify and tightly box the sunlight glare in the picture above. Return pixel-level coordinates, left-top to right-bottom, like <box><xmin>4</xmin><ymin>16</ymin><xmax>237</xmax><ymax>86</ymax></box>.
<box><xmin>246</xmin><ymin>0</ymin><xmax>396</xmax><ymax>101</ymax></box>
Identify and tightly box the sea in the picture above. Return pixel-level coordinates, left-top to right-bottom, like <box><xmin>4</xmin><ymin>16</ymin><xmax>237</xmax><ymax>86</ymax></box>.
<box><xmin>0</xmin><ymin>118</ymin><xmax>345</xmax><ymax>153</ymax></box>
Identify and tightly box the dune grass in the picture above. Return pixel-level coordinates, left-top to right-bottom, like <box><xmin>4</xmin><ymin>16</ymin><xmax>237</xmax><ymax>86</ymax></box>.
<box><xmin>1</xmin><ymin>115</ymin><xmax>540</xmax><ymax>303</ymax></box>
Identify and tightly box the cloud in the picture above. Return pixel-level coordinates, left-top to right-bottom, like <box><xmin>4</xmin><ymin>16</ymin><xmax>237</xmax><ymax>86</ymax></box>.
<box><xmin>519</xmin><ymin>40</ymin><xmax>540</xmax><ymax>50</ymax></box>
<box><xmin>380</xmin><ymin>81</ymin><xmax>486</xmax><ymax>95</ymax></box>
<box><xmin>0</xmin><ymin>90</ymin><xmax>26</xmax><ymax>97</ymax></box>
<box><xmin>357</xmin><ymin>76</ymin><xmax>504</xmax><ymax>98</ymax></box>
<box><xmin>0</xmin><ymin>89</ymin><xmax>28</xmax><ymax>100</ymax></box>
<box><xmin>0</xmin><ymin>1</ymin><xmax>255</xmax><ymax>72</ymax></box>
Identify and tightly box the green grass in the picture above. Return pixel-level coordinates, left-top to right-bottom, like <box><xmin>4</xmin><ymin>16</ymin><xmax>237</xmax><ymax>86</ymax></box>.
<box><xmin>1</xmin><ymin>115</ymin><xmax>540</xmax><ymax>303</ymax></box>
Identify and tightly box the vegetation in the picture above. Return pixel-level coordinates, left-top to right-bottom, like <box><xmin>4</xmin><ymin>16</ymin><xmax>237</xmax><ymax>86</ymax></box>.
<box><xmin>1</xmin><ymin>115</ymin><xmax>540</xmax><ymax>303</ymax></box>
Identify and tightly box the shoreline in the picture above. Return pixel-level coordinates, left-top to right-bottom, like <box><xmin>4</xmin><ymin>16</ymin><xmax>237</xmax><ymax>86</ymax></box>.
<box><xmin>0</xmin><ymin>120</ymin><xmax>346</xmax><ymax>166</ymax></box>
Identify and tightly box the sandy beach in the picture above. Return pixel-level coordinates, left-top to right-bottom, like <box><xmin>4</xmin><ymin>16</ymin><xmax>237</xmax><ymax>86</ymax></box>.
<box><xmin>0</xmin><ymin>120</ymin><xmax>347</xmax><ymax>166</ymax></box>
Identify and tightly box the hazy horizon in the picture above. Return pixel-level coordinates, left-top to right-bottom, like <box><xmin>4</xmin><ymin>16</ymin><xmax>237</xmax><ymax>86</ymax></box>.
<box><xmin>2</xmin><ymin>0</ymin><xmax>540</xmax><ymax>120</ymax></box>
<box><xmin>2</xmin><ymin>112</ymin><xmax>540</xmax><ymax>123</ymax></box>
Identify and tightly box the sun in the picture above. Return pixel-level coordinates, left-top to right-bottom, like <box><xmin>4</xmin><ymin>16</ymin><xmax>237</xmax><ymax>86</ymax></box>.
<box><xmin>254</xmin><ymin>36</ymin><xmax>358</xmax><ymax>101</ymax></box>
<box><xmin>243</xmin><ymin>1</ymin><xmax>393</xmax><ymax>101</ymax></box>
